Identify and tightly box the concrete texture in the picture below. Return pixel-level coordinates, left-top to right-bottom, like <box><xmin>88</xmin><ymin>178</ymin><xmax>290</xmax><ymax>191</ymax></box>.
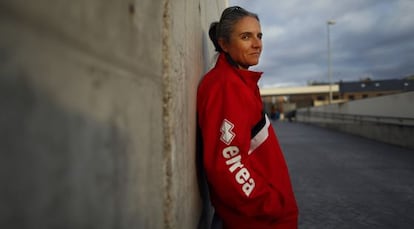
<box><xmin>307</xmin><ymin>91</ymin><xmax>414</xmax><ymax>118</ymax></box>
<box><xmin>296</xmin><ymin>92</ymin><xmax>414</xmax><ymax>149</ymax></box>
<box><xmin>0</xmin><ymin>0</ymin><xmax>225</xmax><ymax>228</ymax></box>
<box><xmin>274</xmin><ymin>121</ymin><xmax>414</xmax><ymax>229</ymax></box>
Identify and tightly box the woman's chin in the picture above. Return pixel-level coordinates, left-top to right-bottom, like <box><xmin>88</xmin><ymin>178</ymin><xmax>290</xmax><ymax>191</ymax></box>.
<box><xmin>249</xmin><ymin>60</ymin><xmax>259</xmax><ymax>66</ymax></box>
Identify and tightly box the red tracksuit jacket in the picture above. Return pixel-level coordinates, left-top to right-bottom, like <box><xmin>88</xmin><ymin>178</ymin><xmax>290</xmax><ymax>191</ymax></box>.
<box><xmin>197</xmin><ymin>53</ymin><xmax>298</xmax><ymax>228</ymax></box>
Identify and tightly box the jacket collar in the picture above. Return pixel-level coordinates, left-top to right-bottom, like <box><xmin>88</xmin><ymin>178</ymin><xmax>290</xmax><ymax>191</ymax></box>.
<box><xmin>216</xmin><ymin>53</ymin><xmax>263</xmax><ymax>87</ymax></box>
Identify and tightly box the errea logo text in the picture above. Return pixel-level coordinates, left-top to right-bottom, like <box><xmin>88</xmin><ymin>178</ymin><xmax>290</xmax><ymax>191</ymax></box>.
<box><xmin>222</xmin><ymin>146</ymin><xmax>255</xmax><ymax>197</ymax></box>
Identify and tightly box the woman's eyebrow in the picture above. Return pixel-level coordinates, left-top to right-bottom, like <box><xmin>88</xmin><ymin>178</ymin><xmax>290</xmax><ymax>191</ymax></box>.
<box><xmin>238</xmin><ymin>32</ymin><xmax>253</xmax><ymax>36</ymax></box>
<box><xmin>238</xmin><ymin>31</ymin><xmax>263</xmax><ymax>37</ymax></box>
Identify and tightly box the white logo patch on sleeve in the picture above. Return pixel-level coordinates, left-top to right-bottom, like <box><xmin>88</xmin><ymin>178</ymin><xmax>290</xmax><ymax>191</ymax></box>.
<box><xmin>220</xmin><ymin>119</ymin><xmax>235</xmax><ymax>145</ymax></box>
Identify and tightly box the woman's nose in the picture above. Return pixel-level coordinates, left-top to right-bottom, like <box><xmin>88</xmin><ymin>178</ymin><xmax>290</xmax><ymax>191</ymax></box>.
<box><xmin>252</xmin><ymin>37</ymin><xmax>262</xmax><ymax>48</ymax></box>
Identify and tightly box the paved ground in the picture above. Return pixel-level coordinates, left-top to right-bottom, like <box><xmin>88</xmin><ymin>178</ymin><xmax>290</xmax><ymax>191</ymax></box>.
<box><xmin>273</xmin><ymin>121</ymin><xmax>414</xmax><ymax>229</ymax></box>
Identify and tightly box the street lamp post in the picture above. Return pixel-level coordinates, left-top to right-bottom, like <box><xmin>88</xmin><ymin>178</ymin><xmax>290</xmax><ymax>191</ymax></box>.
<box><xmin>327</xmin><ymin>20</ymin><xmax>335</xmax><ymax>104</ymax></box>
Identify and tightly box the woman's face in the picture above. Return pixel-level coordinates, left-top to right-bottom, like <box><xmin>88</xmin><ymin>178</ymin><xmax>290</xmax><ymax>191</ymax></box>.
<box><xmin>220</xmin><ymin>16</ymin><xmax>263</xmax><ymax>70</ymax></box>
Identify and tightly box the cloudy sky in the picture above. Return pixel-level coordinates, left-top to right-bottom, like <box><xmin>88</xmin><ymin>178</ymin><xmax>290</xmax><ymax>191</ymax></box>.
<box><xmin>228</xmin><ymin>0</ymin><xmax>414</xmax><ymax>88</ymax></box>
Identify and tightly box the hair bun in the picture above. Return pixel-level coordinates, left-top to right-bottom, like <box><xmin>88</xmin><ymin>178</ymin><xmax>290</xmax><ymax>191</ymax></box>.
<box><xmin>209</xmin><ymin>22</ymin><xmax>223</xmax><ymax>52</ymax></box>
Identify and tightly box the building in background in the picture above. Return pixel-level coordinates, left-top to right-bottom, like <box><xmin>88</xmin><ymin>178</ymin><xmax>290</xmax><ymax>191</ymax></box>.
<box><xmin>261</xmin><ymin>77</ymin><xmax>414</xmax><ymax>121</ymax></box>
<box><xmin>339</xmin><ymin>78</ymin><xmax>414</xmax><ymax>101</ymax></box>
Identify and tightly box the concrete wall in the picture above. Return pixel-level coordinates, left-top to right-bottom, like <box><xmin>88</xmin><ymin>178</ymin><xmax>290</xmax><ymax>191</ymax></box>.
<box><xmin>0</xmin><ymin>1</ymin><xmax>225</xmax><ymax>228</ymax></box>
<box><xmin>296</xmin><ymin>92</ymin><xmax>414</xmax><ymax>149</ymax></box>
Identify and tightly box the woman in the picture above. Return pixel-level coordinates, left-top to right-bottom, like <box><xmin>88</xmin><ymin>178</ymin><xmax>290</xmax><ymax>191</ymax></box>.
<box><xmin>197</xmin><ymin>6</ymin><xmax>298</xmax><ymax>228</ymax></box>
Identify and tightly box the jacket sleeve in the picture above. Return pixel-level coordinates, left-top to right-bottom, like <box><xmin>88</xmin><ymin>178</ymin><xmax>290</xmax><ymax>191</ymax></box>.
<box><xmin>198</xmin><ymin>80</ymin><xmax>285</xmax><ymax>220</ymax></box>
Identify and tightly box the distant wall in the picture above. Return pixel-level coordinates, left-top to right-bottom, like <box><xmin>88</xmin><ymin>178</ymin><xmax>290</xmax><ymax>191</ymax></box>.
<box><xmin>0</xmin><ymin>1</ymin><xmax>225</xmax><ymax>228</ymax></box>
<box><xmin>297</xmin><ymin>92</ymin><xmax>414</xmax><ymax>149</ymax></box>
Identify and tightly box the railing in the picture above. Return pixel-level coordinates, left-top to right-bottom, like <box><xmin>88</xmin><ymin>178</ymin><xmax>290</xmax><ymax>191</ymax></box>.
<box><xmin>297</xmin><ymin>110</ymin><xmax>414</xmax><ymax>127</ymax></box>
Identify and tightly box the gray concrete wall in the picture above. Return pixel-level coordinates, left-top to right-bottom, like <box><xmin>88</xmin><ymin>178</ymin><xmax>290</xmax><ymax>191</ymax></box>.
<box><xmin>303</xmin><ymin>91</ymin><xmax>414</xmax><ymax>118</ymax></box>
<box><xmin>0</xmin><ymin>1</ymin><xmax>225</xmax><ymax>228</ymax></box>
<box><xmin>296</xmin><ymin>92</ymin><xmax>414</xmax><ymax>149</ymax></box>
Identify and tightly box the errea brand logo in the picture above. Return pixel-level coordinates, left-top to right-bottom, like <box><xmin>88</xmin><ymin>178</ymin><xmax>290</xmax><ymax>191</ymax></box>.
<box><xmin>222</xmin><ymin>146</ymin><xmax>255</xmax><ymax>197</ymax></box>
<box><xmin>219</xmin><ymin>118</ymin><xmax>255</xmax><ymax>197</ymax></box>
<box><xmin>220</xmin><ymin>119</ymin><xmax>235</xmax><ymax>145</ymax></box>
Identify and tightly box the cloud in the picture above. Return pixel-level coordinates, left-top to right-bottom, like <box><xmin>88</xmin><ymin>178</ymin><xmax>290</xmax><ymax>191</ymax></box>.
<box><xmin>228</xmin><ymin>0</ymin><xmax>414</xmax><ymax>87</ymax></box>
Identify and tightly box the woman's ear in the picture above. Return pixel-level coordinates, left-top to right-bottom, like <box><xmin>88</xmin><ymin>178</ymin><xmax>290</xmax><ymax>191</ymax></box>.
<box><xmin>218</xmin><ymin>38</ymin><xmax>228</xmax><ymax>53</ymax></box>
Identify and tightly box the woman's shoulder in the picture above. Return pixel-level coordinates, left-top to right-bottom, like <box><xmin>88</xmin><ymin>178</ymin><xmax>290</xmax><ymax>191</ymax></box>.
<box><xmin>200</xmin><ymin>66</ymin><xmax>240</xmax><ymax>90</ymax></box>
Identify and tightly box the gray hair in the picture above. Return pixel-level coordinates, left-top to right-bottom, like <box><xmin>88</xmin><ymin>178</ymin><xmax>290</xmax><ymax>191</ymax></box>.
<box><xmin>209</xmin><ymin>6</ymin><xmax>259</xmax><ymax>52</ymax></box>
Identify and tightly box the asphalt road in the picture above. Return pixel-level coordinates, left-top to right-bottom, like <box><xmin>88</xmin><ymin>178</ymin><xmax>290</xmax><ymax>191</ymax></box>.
<box><xmin>273</xmin><ymin>121</ymin><xmax>414</xmax><ymax>229</ymax></box>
